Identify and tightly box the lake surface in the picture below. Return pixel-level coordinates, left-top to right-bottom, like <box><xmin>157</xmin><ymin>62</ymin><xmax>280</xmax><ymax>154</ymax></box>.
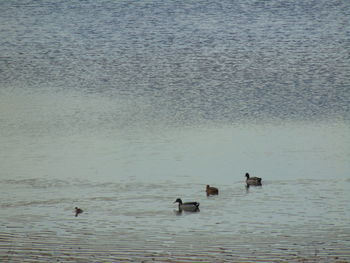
<box><xmin>1</xmin><ymin>0</ymin><xmax>350</xmax><ymax>262</ymax></box>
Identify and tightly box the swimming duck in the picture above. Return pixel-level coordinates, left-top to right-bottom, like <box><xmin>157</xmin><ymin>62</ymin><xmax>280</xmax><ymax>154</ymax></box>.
<box><xmin>245</xmin><ymin>173</ymin><xmax>262</xmax><ymax>186</ymax></box>
<box><xmin>206</xmin><ymin>185</ymin><xmax>219</xmax><ymax>195</ymax></box>
<box><xmin>75</xmin><ymin>207</ymin><xmax>83</xmax><ymax>217</ymax></box>
<box><xmin>174</xmin><ymin>198</ymin><xmax>200</xmax><ymax>212</ymax></box>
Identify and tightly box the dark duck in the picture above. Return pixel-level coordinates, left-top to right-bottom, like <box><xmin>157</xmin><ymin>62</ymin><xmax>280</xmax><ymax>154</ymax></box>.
<box><xmin>245</xmin><ymin>173</ymin><xmax>262</xmax><ymax>186</ymax></box>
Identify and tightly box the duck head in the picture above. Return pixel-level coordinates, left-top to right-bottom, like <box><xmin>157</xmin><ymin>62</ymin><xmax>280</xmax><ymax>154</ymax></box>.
<box><xmin>174</xmin><ymin>198</ymin><xmax>183</xmax><ymax>204</ymax></box>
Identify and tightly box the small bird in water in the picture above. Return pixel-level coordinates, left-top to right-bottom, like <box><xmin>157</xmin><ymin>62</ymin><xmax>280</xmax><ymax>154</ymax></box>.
<box><xmin>245</xmin><ymin>172</ymin><xmax>262</xmax><ymax>186</ymax></box>
<box><xmin>174</xmin><ymin>198</ymin><xmax>200</xmax><ymax>212</ymax></box>
<box><xmin>206</xmin><ymin>185</ymin><xmax>219</xmax><ymax>196</ymax></box>
<box><xmin>75</xmin><ymin>207</ymin><xmax>83</xmax><ymax>217</ymax></box>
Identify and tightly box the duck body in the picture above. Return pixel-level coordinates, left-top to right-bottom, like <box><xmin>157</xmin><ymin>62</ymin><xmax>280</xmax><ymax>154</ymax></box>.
<box><xmin>245</xmin><ymin>173</ymin><xmax>262</xmax><ymax>186</ymax></box>
<box><xmin>206</xmin><ymin>185</ymin><xmax>219</xmax><ymax>195</ymax></box>
<box><xmin>75</xmin><ymin>207</ymin><xmax>83</xmax><ymax>217</ymax></box>
<box><xmin>174</xmin><ymin>198</ymin><xmax>200</xmax><ymax>212</ymax></box>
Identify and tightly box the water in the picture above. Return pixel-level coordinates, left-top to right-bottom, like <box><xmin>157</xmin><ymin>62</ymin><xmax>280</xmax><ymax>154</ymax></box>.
<box><xmin>1</xmin><ymin>0</ymin><xmax>350</xmax><ymax>262</ymax></box>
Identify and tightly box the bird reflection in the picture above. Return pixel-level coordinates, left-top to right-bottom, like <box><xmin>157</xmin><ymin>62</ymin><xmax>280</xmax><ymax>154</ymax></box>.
<box><xmin>245</xmin><ymin>183</ymin><xmax>262</xmax><ymax>193</ymax></box>
<box><xmin>174</xmin><ymin>209</ymin><xmax>183</xmax><ymax>216</ymax></box>
<box><xmin>173</xmin><ymin>207</ymin><xmax>200</xmax><ymax>215</ymax></box>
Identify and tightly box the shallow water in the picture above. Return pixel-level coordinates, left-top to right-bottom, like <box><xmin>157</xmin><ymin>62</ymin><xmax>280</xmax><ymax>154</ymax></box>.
<box><xmin>1</xmin><ymin>178</ymin><xmax>350</xmax><ymax>262</ymax></box>
<box><xmin>1</xmin><ymin>0</ymin><xmax>350</xmax><ymax>262</ymax></box>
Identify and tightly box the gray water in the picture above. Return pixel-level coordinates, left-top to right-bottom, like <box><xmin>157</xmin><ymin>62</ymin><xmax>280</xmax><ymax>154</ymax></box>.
<box><xmin>1</xmin><ymin>0</ymin><xmax>350</xmax><ymax>262</ymax></box>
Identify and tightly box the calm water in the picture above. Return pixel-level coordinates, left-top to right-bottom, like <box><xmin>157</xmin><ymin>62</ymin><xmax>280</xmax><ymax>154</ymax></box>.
<box><xmin>1</xmin><ymin>0</ymin><xmax>350</xmax><ymax>262</ymax></box>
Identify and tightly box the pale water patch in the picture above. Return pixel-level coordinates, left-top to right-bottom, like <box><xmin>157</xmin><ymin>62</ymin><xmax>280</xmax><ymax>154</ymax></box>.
<box><xmin>0</xmin><ymin>177</ymin><xmax>349</xmax><ymax>262</ymax></box>
<box><xmin>1</xmin><ymin>90</ymin><xmax>349</xmax><ymax>183</ymax></box>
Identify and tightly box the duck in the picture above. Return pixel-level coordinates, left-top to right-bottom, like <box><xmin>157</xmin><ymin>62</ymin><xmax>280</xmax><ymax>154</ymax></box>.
<box><xmin>245</xmin><ymin>172</ymin><xmax>262</xmax><ymax>186</ymax></box>
<box><xmin>206</xmin><ymin>185</ymin><xmax>219</xmax><ymax>195</ymax></box>
<box><xmin>75</xmin><ymin>207</ymin><xmax>83</xmax><ymax>217</ymax></box>
<box><xmin>174</xmin><ymin>198</ymin><xmax>200</xmax><ymax>212</ymax></box>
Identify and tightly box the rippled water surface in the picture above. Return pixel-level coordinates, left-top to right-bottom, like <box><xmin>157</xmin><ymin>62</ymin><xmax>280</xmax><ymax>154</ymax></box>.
<box><xmin>1</xmin><ymin>0</ymin><xmax>350</xmax><ymax>262</ymax></box>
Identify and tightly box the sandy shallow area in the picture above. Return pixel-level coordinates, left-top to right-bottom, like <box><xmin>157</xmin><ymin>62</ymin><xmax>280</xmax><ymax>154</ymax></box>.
<box><xmin>1</xmin><ymin>230</ymin><xmax>349</xmax><ymax>262</ymax></box>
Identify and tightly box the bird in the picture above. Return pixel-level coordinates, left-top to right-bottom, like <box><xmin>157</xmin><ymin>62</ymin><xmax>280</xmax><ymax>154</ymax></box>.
<box><xmin>245</xmin><ymin>173</ymin><xmax>262</xmax><ymax>186</ymax></box>
<box><xmin>206</xmin><ymin>185</ymin><xmax>219</xmax><ymax>195</ymax></box>
<box><xmin>174</xmin><ymin>198</ymin><xmax>200</xmax><ymax>212</ymax></box>
<box><xmin>75</xmin><ymin>207</ymin><xmax>83</xmax><ymax>217</ymax></box>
